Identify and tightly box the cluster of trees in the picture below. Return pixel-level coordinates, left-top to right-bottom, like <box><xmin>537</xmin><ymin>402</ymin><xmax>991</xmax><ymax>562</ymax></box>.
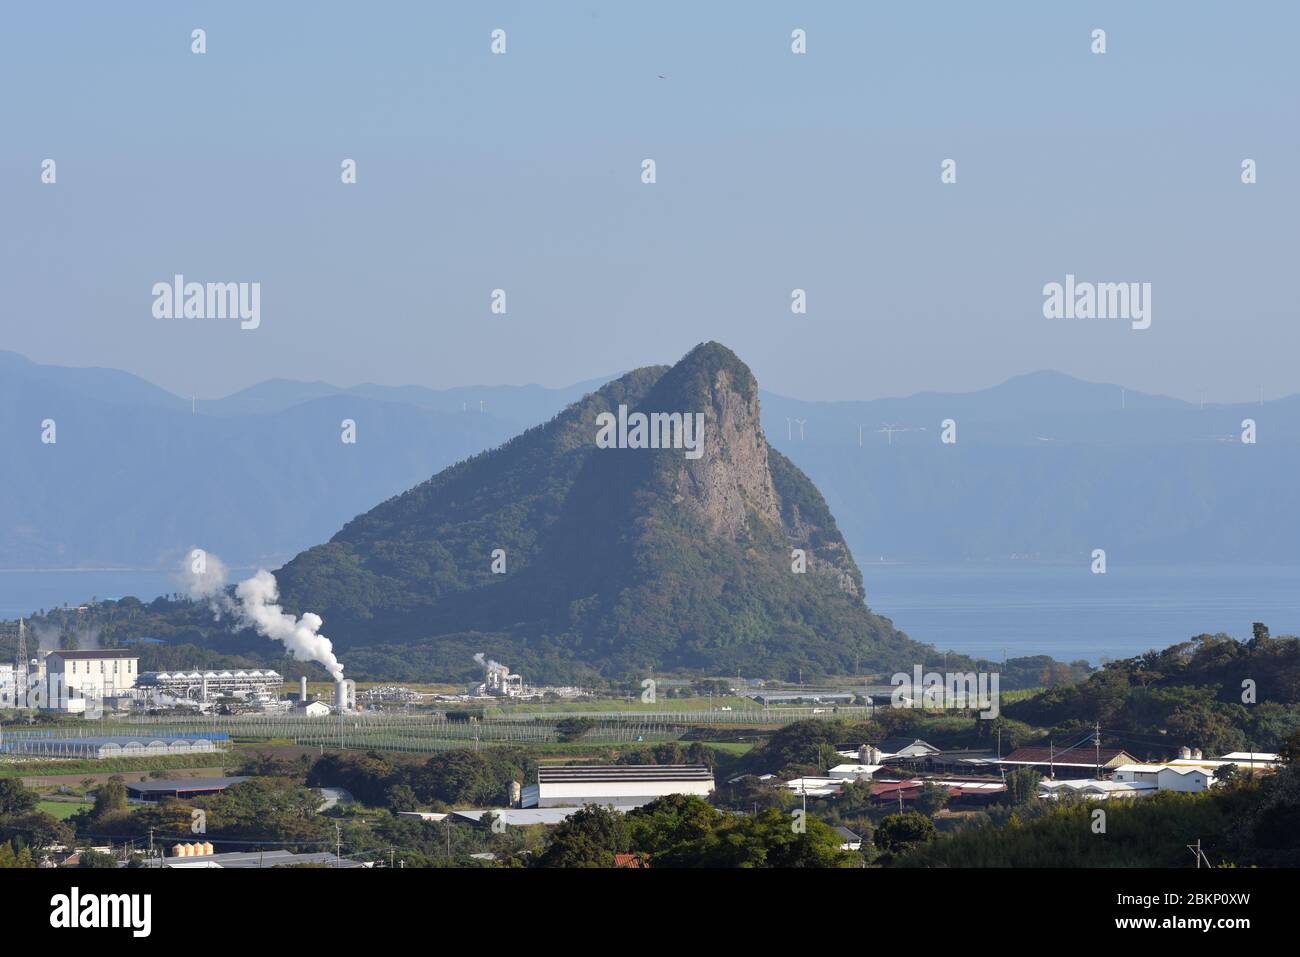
<box><xmin>532</xmin><ymin>794</ymin><xmax>855</xmax><ymax>868</ymax></box>
<box><xmin>0</xmin><ymin>779</ymin><xmax>74</xmax><ymax>866</ymax></box>
<box><xmin>73</xmin><ymin>774</ymin><xmax>333</xmax><ymax>851</ymax></box>
<box><xmin>614</xmin><ymin>742</ymin><xmax>717</xmax><ymax>767</ymax></box>
<box><xmin>306</xmin><ymin>748</ymin><xmax>533</xmax><ymax>811</ymax></box>
<box><xmin>1007</xmin><ymin>628</ymin><xmax>1300</xmax><ymax>753</ymax></box>
<box><xmin>0</xmin><ymin>841</ymin><xmax>37</xmax><ymax>867</ymax></box>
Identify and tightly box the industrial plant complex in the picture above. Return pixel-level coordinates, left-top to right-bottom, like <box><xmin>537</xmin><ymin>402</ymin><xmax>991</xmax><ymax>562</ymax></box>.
<box><xmin>0</xmin><ymin>619</ymin><xmax>365</xmax><ymax>719</ymax></box>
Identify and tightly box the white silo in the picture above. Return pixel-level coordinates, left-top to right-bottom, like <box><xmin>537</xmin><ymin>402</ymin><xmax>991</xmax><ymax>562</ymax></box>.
<box><xmin>335</xmin><ymin>679</ymin><xmax>355</xmax><ymax>712</ymax></box>
<box><xmin>300</xmin><ymin>676</ymin><xmax>309</xmax><ymax>702</ymax></box>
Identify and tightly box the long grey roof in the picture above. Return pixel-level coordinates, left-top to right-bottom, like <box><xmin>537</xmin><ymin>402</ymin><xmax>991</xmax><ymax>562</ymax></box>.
<box><xmin>537</xmin><ymin>764</ymin><xmax>714</xmax><ymax>783</ymax></box>
<box><xmin>163</xmin><ymin>850</ymin><xmax>366</xmax><ymax>868</ymax></box>
<box><xmin>48</xmin><ymin>649</ymin><xmax>137</xmax><ymax>660</ymax></box>
<box><xmin>126</xmin><ymin>776</ymin><xmax>248</xmax><ymax>793</ymax></box>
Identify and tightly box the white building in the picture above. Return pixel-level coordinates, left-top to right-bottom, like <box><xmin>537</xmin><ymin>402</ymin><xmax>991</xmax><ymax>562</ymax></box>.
<box><xmin>784</xmin><ymin>776</ymin><xmax>847</xmax><ymax>798</ymax></box>
<box><xmin>1167</xmin><ymin>751</ymin><xmax>1280</xmax><ymax>774</ymax></box>
<box><xmin>44</xmin><ymin>650</ymin><xmax>138</xmax><ymax>710</ymax></box>
<box><xmin>828</xmin><ymin>764</ymin><xmax>883</xmax><ymax>781</ymax></box>
<box><xmin>1039</xmin><ymin>779</ymin><xmax>1156</xmax><ymax>800</ymax></box>
<box><xmin>1111</xmin><ymin>763</ymin><xmax>1214</xmax><ymax>793</ymax></box>
<box><xmin>521</xmin><ymin>765</ymin><xmax>715</xmax><ymax>808</ymax></box>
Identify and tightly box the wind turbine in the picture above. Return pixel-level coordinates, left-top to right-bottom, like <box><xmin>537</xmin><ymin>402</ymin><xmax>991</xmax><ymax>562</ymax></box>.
<box><xmin>877</xmin><ymin>424</ymin><xmax>925</xmax><ymax>446</ymax></box>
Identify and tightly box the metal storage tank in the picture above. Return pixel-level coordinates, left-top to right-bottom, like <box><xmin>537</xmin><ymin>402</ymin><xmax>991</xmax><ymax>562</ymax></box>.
<box><xmin>171</xmin><ymin>843</ymin><xmax>186</xmax><ymax>857</ymax></box>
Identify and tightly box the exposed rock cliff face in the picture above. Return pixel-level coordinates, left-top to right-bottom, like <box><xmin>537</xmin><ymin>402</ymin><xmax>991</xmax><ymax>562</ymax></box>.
<box><xmin>638</xmin><ymin>343</ymin><xmax>860</xmax><ymax>599</ymax></box>
<box><xmin>277</xmin><ymin>341</ymin><xmax>927</xmax><ymax>679</ymax></box>
<box><xmin>668</xmin><ymin>365</ymin><xmax>782</xmax><ymax>538</ymax></box>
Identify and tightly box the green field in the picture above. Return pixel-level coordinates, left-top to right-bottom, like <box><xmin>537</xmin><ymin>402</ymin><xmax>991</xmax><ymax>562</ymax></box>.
<box><xmin>37</xmin><ymin>800</ymin><xmax>92</xmax><ymax>820</ymax></box>
<box><xmin>1</xmin><ymin>753</ymin><xmax>231</xmax><ymax>780</ymax></box>
<box><xmin>484</xmin><ymin>695</ymin><xmax>758</xmax><ymax>716</ymax></box>
<box><xmin>700</xmin><ymin>742</ymin><xmax>754</xmax><ymax>756</ymax></box>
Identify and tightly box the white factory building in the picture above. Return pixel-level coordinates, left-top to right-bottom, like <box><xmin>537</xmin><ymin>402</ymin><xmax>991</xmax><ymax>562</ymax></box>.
<box><xmin>44</xmin><ymin>649</ymin><xmax>139</xmax><ymax>711</ymax></box>
<box><xmin>521</xmin><ymin>765</ymin><xmax>715</xmax><ymax>809</ymax></box>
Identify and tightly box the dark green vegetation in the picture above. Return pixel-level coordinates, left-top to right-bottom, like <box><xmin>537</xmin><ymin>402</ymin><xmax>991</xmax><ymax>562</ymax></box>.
<box><xmin>272</xmin><ymin>343</ymin><xmax>924</xmax><ymax>682</ymax></box>
<box><xmin>0</xmin><ymin>778</ymin><xmax>74</xmax><ymax>865</ymax></box>
<box><xmin>532</xmin><ymin>796</ymin><xmax>854</xmax><ymax>868</ymax></box>
<box><xmin>1005</xmin><ymin>626</ymin><xmax>1300</xmax><ymax>753</ymax></box>
<box><xmin>896</xmin><ymin>752</ymin><xmax>1300</xmax><ymax>868</ymax></box>
<box><xmin>306</xmin><ymin>749</ymin><xmax>533</xmax><ymax>810</ymax></box>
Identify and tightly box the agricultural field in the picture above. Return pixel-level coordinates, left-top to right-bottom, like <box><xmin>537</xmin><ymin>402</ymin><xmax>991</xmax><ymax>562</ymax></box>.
<box><xmin>36</xmin><ymin>800</ymin><xmax>93</xmax><ymax>820</ymax></box>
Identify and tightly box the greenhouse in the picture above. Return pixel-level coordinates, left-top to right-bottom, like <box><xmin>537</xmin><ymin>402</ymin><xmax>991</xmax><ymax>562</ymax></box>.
<box><xmin>0</xmin><ymin>731</ymin><xmax>228</xmax><ymax>759</ymax></box>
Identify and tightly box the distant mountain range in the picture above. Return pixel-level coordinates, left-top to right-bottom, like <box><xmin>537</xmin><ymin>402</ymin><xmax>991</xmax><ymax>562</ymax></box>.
<box><xmin>3</xmin><ymin>349</ymin><xmax>1297</xmax><ymax>576</ymax></box>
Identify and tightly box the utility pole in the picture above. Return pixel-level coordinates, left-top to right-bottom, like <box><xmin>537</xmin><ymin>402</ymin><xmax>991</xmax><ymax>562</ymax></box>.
<box><xmin>335</xmin><ymin>822</ymin><xmax>342</xmax><ymax>867</ymax></box>
<box><xmin>1049</xmin><ymin>739</ymin><xmax>1055</xmax><ymax>780</ymax></box>
<box><xmin>1187</xmin><ymin>839</ymin><xmax>1210</xmax><ymax>868</ymax></box>
<box><xmin>1094</xmin><ymin>721</ymin><xmax>1102</xmax><ymax>780</ymax></box>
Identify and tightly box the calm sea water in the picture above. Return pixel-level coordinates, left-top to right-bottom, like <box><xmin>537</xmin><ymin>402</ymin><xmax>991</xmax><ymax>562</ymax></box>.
<box><xmin>862</xmin><ymin>563</ymin><xmax>1300</xmax><ymax>664</ymax></box>
<box><xmin>2</xmin><ymin>564</ymin><xmax>1297</xmax><ymax>666</ymax></box>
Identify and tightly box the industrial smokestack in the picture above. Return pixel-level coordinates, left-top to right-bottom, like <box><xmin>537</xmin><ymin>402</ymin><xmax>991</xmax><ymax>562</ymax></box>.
<box><xmin>300</xmin><ymin>676</ymin><xmax>308</xmax><ymax>702</ymax></box>
<box><xmin>335</xmin><ymin>679</ymin><xmax>354</xmax><ymax>712</ymax></box>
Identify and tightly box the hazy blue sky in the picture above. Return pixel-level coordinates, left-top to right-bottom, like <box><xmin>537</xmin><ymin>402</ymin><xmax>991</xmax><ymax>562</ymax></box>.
<box><xmin>2</xmin><ymin>1</ymin><xmax>1296</xmax><ymax>402</ymax></box>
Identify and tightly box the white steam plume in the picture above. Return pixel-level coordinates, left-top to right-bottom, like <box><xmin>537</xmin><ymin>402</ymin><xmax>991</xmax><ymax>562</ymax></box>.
<box><xmin>182</xmin><ymin>554</ymin><xmax>344</xmax><ymax>681</ymax></box>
